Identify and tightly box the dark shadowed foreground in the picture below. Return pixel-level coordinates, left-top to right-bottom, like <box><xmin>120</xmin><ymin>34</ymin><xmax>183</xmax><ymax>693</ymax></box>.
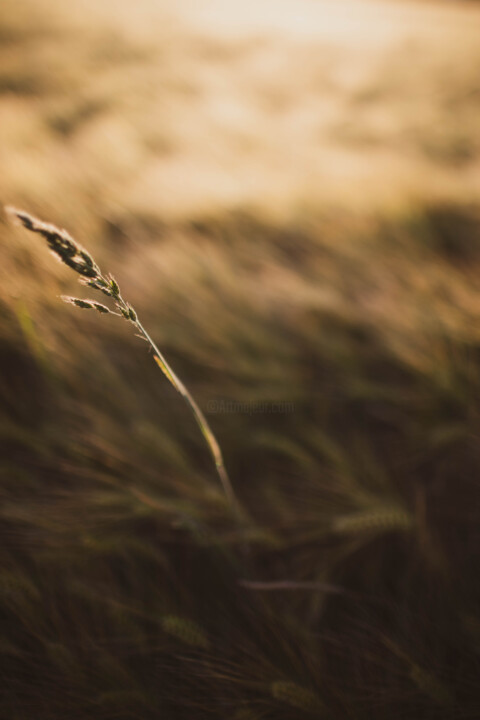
<box><xmin>2</xmin><ymin>0</ymin><xmax>480</xmax><ymax>718</ymax></box>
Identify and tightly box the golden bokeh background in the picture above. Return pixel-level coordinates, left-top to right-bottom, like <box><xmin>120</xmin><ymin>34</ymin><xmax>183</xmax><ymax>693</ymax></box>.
<box><xmin>2</xmin><ymin>1</ymin><xmax>480</xmax><ymax>717</ymax></box>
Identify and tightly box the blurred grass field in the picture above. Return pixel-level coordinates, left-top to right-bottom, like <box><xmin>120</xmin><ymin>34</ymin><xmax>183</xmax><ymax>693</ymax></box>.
<box><xmin>2</xmin><ymin>0</ymin><xmax>480</xmax><ymax>717</ymax></box>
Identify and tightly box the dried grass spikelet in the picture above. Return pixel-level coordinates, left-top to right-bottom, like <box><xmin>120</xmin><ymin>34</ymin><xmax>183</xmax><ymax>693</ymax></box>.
<box><xmin>161</xmin><ymin>615</ymin><xmax>210</xmax><ymax>650</ymax></box>
<box><xmin>7</xmin><ymin>207</ymin><xmax>101</xmax><ymax>277</ymax></box>
<box><xmin>271</xmin><ymin>680</ymin><xmax>322</xmax><ymax>713</ymax></box>
<box><xmin>5</xmin><ymin>206</ymin><xmax>239</xmax><ymax>511</ymax></box>
<box><xmin>61</xmin><ymin>296</ymin><xmax>112</xmax><ymax>314</ymax></box>
<box><xmin>333</xmin><ymin>505</ymin><xmax>412</xmax><ymax>535</ymax></box>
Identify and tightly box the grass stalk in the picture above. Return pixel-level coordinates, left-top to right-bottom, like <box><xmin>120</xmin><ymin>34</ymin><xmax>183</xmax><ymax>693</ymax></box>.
<box><xmin>6</xmin><ymin>206</ymin><xmax>239</xmax><ymax>511</ymax></box>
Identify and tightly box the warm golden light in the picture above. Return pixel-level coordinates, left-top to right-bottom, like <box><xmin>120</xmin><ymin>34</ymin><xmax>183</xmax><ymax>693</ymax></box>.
<box><xmin>2</xmin><ymin>0</ymin><xmax>480</xmax><ymax>716</ymax></box>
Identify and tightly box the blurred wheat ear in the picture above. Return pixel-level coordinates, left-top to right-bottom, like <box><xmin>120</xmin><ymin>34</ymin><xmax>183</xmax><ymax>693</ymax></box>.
<box><xmin>5</xmin><ymin>206</ymin><xmax>239</xmax><ymax>511</ymax></box>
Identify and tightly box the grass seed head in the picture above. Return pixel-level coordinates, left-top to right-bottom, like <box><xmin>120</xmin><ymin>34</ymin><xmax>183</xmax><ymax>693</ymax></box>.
<box><xmin>333</xmin><ymin>506</ymin><xmax>412</xmax><ymax>535</ymax></box>
<box><xmin>80</xmin><ymin>278</ymin><xmax>113</xmax><ymax>297</ymax></box>
<box><xmin>161</xmin><ymin>615</ymin><xmax>210</xmax><ymax>650</ymax></box>
<box><xmin>61</xmin><ymin>296</ymin><xmax>112</xmax><ymax>314</ymax></box>
<box><xmin>7</xmin><ymin>207</ymin><xmax>101</xmax><ymax>279</ymax></box>
<box><xmin>62</xmin><ymin>296</ymin><xmax>95</xmax><ymax>310</ymax></box>
<box><xmin>92</xmin><ymin>302</ymin><xmax>112</xmax><ymax>314</ymax></box>
<box><xmin>108</xmin><ymin>275</ymin><xmax>120</xmax><ymax>296</ymax></box>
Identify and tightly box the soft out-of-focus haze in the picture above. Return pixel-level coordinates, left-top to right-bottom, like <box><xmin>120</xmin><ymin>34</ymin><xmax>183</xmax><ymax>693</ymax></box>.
<box><xmin>2</xmin><ymin>0</ymin><xmax>480</xmax><ymax>220</ymax></box>
<box><xmin>2</xmin><ymin>1</ymin><xmax>480</xmax><ymax>718</ymax></box>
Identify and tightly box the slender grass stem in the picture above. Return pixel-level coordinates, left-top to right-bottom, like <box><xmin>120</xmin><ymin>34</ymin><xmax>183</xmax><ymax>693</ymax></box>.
<box><xmin>134</xmin><ymin>318</ymin><xmax>237</xmax><ymax>508</ymax></box>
